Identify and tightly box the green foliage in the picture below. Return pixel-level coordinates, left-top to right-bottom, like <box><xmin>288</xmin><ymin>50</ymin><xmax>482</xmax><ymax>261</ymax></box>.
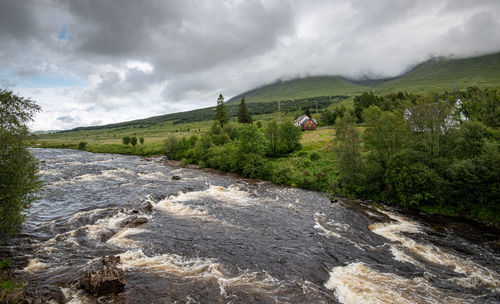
<box><xmin>0</xmin><ymin>259</ymin><xmax>10</xmax><ymax>270</ymax></box>
<box><xmin>321</xmin><ymin>105</ymin><xmax>346</xmax><ymax>125</ymax></box>
<box><xmin>215</xmin><ymin>94</ymin><xmax>230</xmax><ymax>127</ymax></box>
<box><xmin>78</xmin><ymin>141</ymin><xmax>87</xmax><ymax>150</ymax></box>
<box><xmin>164</xmin><ymin>135</ymin><xmax>180</xmax><ymax>159</ymax></box>
<box><xmin>130</xmin><ymin>136</ymin><xmax>138</xmax><ymax>147</ymax></box>
<box><xmin>122</xmin><ymin>136</ymin><xmax>130</xmax><ymax>146</ymax></box>
<box><xmin>265</xmin><ymin>120</ymin><xmax>280</xmax><ymax>157</ymax></box>
<box><xmin>0</xmin><ymin>90</ymin><xmax>42</xmax><ymax>235</ymax></box>
<box><xmin>353</xmin><ymin>91</ymin><xmax>383</xmax><ymax>122</ymax></box>
<box><xmin>304</xmin><ymin>107</ymin><xmax>312</xmax><ymax>118</ymax></box>
<box><xmin>278</xmin><ymin>120</ymin><xmax>302</xmax><ymax>154</ymax></box>
<box><xmin>333</xmin><ymin>112</ymin><xmax>364</xmax><ymax>195</ymax></box>
<box><xmin>139</xmin><ymin>137</ymin><xmax>144</xmax><ymax>145</ymax></box>
<box><xmin>237</xmin><ymin>97</ymin><xmax>252</xmax><ymax>124</ymax></box>
<box><xmin>256</xmin><ymin>121</ymin><xmax>262</xmax><ymax>128</ymax></box>
<box><xmin>335</xmin><ymin>87</ymin><xmax>500</xmax><ymax>225</ymax></box>
<box><xmin>385</xmin><ymin>151</ymin><xmax>444</xmax><ymax>208</ymax></box>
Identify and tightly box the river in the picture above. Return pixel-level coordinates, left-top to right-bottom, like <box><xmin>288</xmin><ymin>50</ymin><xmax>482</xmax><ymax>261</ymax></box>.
<box><xmin>1</xmin><ymin>148</ymin><xmax>499</xmax><ymax>303</ymax></box>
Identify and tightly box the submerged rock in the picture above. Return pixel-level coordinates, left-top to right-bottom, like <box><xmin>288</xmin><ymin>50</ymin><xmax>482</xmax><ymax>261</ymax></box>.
<box><xmin>79</xmin><ymin>256</ymin><xmax>125</xmax><ymax>296</ymax></box>
<box><xmin>172</xmin><ymin>175</ymin><xmax>181</xmax><ymax>180</ymax></box>
<box><xmin>120</xmin><ymin>215</ymin><xmax>148</xmax><ymax>228</ymax></box>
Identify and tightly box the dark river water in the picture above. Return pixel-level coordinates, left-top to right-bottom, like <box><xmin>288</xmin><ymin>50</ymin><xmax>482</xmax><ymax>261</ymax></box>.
<box><xmin>2</xmin><ymin>148</ymin><xmax>499</xmax><ymax>303</ymax></box>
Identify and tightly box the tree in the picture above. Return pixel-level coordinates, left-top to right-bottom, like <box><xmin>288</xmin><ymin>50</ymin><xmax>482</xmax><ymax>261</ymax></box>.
<box><xmin>78</xmin><ymin>142</ymin><xmax>87</xmax><ymax>150</ymax></box>
<box><xmin>215</xmin><ymin>94</ymin><xmax>229</xmax><ymax>127</ymax></box>
<box><xmin>265</xmin><ymin>120</ymin><xmax>280</xmax><ymax>156</ymax></box>
<box><xmin>237</xmin><ymin>97</ymin><xmax>252</xmax><ymax>124</ymax></box>
<box><xmin>130</xmin><ymin>136</ymin><xmax>137</xmax><ymax>147</ymax></box>
<box><xmin>353</xmin><ymin>91</ymin><xmax>383</xmax><ymax>122</ymax></box>
<box><xmin>0</xmin><ymin>90</ymin><xmax>41</xmax><ymax>235</ymax></box>
<box><xmin>304</xmin><ymin>107</ymin><xmax>312</xmax><ymax>118</ymax></box>
<box><xmin>122</xmin><ymin>136</ymin><xmax>130</xmax><ymax>146</ymax></box>
<box><xmin>334</xmin><ymin>112</ymin><xmax>364</xmax><ymax>195</ymax></box>
<box><xmin>278</xmin><ymin>120</ymin><xmax>302</xmax><ymax>154</ymax></box>
<box><xmin>139</xmin><ymin>137</ymin><xmax>144</xmax><ymax>145</ymax></box>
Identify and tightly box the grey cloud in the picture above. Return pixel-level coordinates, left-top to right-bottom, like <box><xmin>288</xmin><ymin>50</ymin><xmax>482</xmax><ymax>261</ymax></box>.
<box><xmin>1</xmin><ymin>0</ymin><xmax>500</xmax><ymax>130</ymax></box>
<box><xmin>56</xmin><ymin>115</ymin><xmax>78</xmax><ymax>123</ymax></box>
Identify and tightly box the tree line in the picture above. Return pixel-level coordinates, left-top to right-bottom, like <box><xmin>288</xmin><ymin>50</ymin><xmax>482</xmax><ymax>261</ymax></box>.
<box><xmin>334</xmin><ymin>87</ymin><xmax>499</xmax><ymax>224</ymax></box>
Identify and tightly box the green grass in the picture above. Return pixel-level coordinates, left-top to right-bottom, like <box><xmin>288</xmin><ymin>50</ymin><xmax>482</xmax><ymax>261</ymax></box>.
<box><xmin>375</xmin><ymin>52</ymin><xmax>500</xmax><ymax>94</ymax></box>
<box><xmin>0</xmin><ymin>259</ymin><xmax>10</xmax><ymax>271</ymax></box>
<box><xmin>228</xmin><ymin>76</ymin><xmax>368</xmax><ymax>103</ymax></box>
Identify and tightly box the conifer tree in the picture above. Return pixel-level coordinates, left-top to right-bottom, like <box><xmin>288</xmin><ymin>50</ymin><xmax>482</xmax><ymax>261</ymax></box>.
<box><xmin>304</xmin><ymin>107</ymin><xmax>312</xmax><ymax>118</ymax></box>
<box><xmin>238</xmin><ymin>97</ymin><xmax>252</xmax><ymax>124</ymax></box>
<box><xmin>215</xmin><ymin>94</ymin><xmax>229</xmax><ymax>127</ymax></box>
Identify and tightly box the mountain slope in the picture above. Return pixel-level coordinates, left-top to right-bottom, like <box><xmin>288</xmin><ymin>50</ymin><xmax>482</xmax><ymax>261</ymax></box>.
<box><xmin>229</xmin><ymin>52</ymin><xmax>500</xmax><ymax>103</ymax></box>
<box><xmin>227</xmin><ymin>76</ymin><xmax>368</xmax><ymax>104</ymax></box>
<box><xmin>376</xmin><ymin>52</ymin><xmax>500</xmax><ymax>93</ymax></box>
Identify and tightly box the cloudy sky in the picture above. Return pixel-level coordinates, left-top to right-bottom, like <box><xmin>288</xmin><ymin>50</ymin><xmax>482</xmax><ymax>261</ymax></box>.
<box><xmin>1</xmin><ymin>0</ymin><xmax>499</xmax><ymax>130</ymax></box>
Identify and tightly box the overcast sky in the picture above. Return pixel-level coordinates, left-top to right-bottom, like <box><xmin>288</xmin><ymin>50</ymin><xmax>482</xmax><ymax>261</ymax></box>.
<box><xmin>1</xmin><ymin>0</ymin><xmax>499</xmax><ymax>130</ymax></box>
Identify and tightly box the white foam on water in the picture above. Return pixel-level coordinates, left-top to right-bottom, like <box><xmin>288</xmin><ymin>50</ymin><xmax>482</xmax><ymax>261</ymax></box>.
<box><xmin>369</xmin><ymin>211</ymin><xmax>500</xmax><ymax>290</ymax></box>
<box><xmin>314</xmin><ymin>214</ymin><xmax>342</xmax><ymax>238</ymax></box>
<box><xmin>61</xmin><ymin>286</ymin><xmax>93</xmax><ymax>304</ymax></box>
<box><xmin>107</xmin><ymin>227</ymin><xmax>146</xmax><ymax>248</ymax></box>
<box><xmin>172</xmin><ymin>185</ymin><xmax>253</xmax><ymax>206</ymax></box>
<box><xmin>325</xmin><ymin>262</ymin><xmax>475</xmax><ymax>304</ymax></box>
<box><xmin>23</xmin><ymin>259</ymin><xmax>49</xmax><ymax>272</ymax></box>
<box><xmin>101</xmin><ymin>168</ymin><xmax>134</xmax><ymax>181</ymax></box>
<box><xmin>287</xmin><ymin>203</ymin><xmax>299</xmax><ymax>212</ymax></box>
<box><xmin>85</xmin><ymin>212</ymin><xmax>131</xmax><ymax>240</ymax></box>
<box><xmin>75</xmin><ymin>173</ymin><xmax>101</xmax><ymax>182</ymax></box>
<box><xmin>38</xmin><ymin>169</ymin><xmax>59</xmax><ymax>176</ymax></box>
<box><xmin>314</xmin><ymin>213</ymin><xmax>369</xmax><ymax>251</ymax></box>
<box><xmin>119</xmin><ymin>249</ymin><xmax>282</xmax><ymax>297</ymax></box>
<box><xmin>68</xmin><ymin>208</ymin><xmax>109</xmax><ymax>223</ymax></box>
<box><xmin>152</xmin><ymin>194</ymin><xmax>209</xmax><ymax>218</ymax></box>
<box><xmin>138</xmin><ymin>171</ymin><xmax>166</xmax><ymax>180</ymax></box>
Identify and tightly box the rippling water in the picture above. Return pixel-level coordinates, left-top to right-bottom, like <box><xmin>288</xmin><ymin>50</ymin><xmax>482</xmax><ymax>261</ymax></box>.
<box><xmin>2</xmin><ymin>148</ymin><xmax>499</xmax><ymax>303</ymax></box>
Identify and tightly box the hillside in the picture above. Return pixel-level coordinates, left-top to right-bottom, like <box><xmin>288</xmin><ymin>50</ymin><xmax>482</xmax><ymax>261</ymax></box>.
<box><xmin>229</xmin><ymin>52</ymin><xmax>500</xmax><ymax>103</ymax></box>
<box><xmin>376</xmin><ymin>52</ymin><xmax>500</xmax><ymax>93</ymax></box>
<box><xmin>227</xmin><ymin>76</ymin><xmax>367</xmax><ymax>104</ymax></box>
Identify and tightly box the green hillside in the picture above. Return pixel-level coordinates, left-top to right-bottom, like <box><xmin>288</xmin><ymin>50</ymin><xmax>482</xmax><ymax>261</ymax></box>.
<box><xmin>229</xmin><ymin>52</ymin><xmax>500</xmax><ymax>103</ymax></box>
<box><xmin>375</xmin><ymin>52</ymin><xmax>500</xmax><ymax>93</ymax></box>
<box><xmin>227</xmin><ymin>76</ymin><xmax>368</xmax><ymax>104</ymax></box>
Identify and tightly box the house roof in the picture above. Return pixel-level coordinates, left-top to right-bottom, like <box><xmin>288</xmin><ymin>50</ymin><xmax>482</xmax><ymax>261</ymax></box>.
<box><xmin>294</xmin><ymin>115</ymin><xmax>318</xmax><ymax>126</ymax></box>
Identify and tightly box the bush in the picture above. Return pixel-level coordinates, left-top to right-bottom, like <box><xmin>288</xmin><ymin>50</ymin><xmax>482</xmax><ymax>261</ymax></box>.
<box><xmin>164</xmin><ymin>135</ymin><xmax>180</xmax><ymax>159</ymax></box>
<box><xmin>122</xmin><ymin>136</ymin><xmax>131</xmax><ymax>146</ymax></box>
<box><xmin>78</xmin><ymin>142</ymin><xmax>87</xmax><ymax>150</ymax></box>
<box><xmin>130</xmin><ymin>136</ymin><xmax>138</xmax><ymax>147</ymax></box>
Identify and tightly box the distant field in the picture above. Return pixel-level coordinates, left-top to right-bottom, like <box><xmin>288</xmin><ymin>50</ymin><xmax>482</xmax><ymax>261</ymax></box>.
<box><xmin>35</xmin><ymin>112</ymin><xmax>336</xmax><ymax>157</ymax></box>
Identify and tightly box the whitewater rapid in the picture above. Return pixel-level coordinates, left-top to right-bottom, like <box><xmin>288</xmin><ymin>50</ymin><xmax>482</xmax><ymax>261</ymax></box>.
<box><xmin>1</xmin><ymin>149</ymin><xmax>498</xmax><ymax>303</ymax></box>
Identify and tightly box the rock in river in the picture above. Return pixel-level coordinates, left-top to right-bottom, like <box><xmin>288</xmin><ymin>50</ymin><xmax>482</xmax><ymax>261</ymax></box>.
<box><xmin>79</xmin><ymin>256</ymin><xmax>125</xmax><ymax>296</ymax></box>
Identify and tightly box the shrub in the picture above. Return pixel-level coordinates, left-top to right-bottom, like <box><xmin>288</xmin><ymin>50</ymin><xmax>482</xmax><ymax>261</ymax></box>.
<box><xmin>130</xmin><ymin>136</ymin><xmax>138</xmax><ymax>147</ymax></box>
<box><xmin>122</xmin><ymin>136</ymin><xmax>131</xmax><ymax>146</ymax></box>
<box><xmin>78</xmin><ymin>142</ymin><xmax>87</xmax><ymax>150</ymax></box>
